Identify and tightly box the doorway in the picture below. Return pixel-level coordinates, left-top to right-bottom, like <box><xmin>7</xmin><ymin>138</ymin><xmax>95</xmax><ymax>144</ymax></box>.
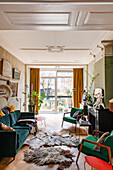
<box><xmin>40</xmin><ymin>69</ymin><xmax>73</xmax><ymax>113</ymax></box>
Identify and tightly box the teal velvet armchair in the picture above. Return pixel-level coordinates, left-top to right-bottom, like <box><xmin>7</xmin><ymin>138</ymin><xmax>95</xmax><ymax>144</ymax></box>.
<box><xmin>76</xmin><ymin>130</ymin><xmax>113</xmax><ymax>166</ymax></box>
<box><xmin>61</xmin><ymin>107</ymin><xmax>84</xmax><ymax>128</ymax></box>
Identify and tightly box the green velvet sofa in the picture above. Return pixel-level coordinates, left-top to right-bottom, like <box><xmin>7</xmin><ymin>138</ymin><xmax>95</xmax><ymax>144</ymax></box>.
<box><xmin>0</xmin><ymin>110</ymin><xmax>35</xmax><ymax>159</ymax></box>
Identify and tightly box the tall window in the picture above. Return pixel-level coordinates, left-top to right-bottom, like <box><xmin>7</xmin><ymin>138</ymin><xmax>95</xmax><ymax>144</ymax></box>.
<box><xmin>40</xmin><ymin>70</ymin><xmax>73</xmax><ymax>112</ymax></box>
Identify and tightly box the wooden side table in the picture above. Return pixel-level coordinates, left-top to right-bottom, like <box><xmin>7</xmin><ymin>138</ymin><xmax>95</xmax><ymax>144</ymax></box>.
<box><xmin>77</xmin><ymin>120</ymin><xmax>92</xmax><ymax>140</ymax></box>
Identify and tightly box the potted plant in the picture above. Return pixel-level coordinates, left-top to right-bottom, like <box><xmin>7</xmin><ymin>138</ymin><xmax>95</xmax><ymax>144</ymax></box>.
<box><xmin>58</xmin><ymin>106</ymin><xmax>64</xmax><ymax>112</ymax></box>
<box><xmin>23</xmin><ymin>85</ymin><xmax>46</xmax><ymax>112</ymax></box>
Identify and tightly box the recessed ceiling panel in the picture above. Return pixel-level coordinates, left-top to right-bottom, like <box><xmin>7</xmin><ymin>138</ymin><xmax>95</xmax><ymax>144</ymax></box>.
<box><xmin>84</xmin><ymin>12</ymin><xmax>113</xmax><ymax>25</ymax></box>
<box><xmin>4</xmin><ymin>12</ymin><xmax>70</xmax><ymax>26</ymax></box>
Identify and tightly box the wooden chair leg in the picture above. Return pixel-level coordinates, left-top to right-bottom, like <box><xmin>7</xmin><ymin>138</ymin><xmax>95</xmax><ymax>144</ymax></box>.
<box><xmin>61</xmin><ymin>120</ymin><xmax>64</xmax><ymax>127</ymax></box>
<box><xmin>76</xmin><ymin>139</ymin><xmax>84</xmax><ymax>164</ymax></box>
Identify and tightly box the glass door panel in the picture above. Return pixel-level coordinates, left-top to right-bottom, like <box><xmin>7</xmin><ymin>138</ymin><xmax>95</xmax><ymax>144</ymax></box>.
<box><xmin>40</xmin><ymin>78</ymin><xmax>55</xmax><ymax>111</ymax></box>
<box><xmin>57</xmin><ymin>78</ymin><xmax>72</xmax><ymax>112</ymax></box>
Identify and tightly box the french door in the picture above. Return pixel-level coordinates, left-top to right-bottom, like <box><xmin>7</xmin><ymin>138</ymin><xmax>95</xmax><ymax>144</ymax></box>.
<box><xmin>40</xmin><ymin>70</ymin><xmax>72</xmax><ymax>112</ymax></box>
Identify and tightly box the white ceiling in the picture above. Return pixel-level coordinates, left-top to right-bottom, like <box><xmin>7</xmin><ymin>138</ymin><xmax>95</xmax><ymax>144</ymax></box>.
<box><xmin>0</xmin><ymin>2</ymin><xmax>113</xmax><ymax>65</ymax></box>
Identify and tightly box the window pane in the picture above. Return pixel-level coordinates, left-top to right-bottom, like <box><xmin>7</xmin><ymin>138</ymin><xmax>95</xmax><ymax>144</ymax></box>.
<box><xmin>57</xmin><ymin>78</ymin><xmax>72</xmax><ymax>96</ymax></box>
<box><xmin>57</xmin><ymin>72</ymin><xmax>72</xmax><ymax>77</ymax></box>
<box><xmin>40</xmin><ymin>78</ymin><xmax>55</xmax><ymax>111</ymax></box>
<box><xmin>57</xmin><ymin>98</ymin><xmax>72</xmax><ymax>112</ymax></box>
<box><xmin>41</xmin><ymin>71</ymin><xmax>56</xmax><ymax>77</ymax></box>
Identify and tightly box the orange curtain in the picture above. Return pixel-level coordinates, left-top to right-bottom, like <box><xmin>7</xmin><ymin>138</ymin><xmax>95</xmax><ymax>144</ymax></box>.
<box><xmin>73</xmin><ymin>68</ymin><xmax>83</xmax><ymax>108</ymax></box>
<box><xmin>30</xmin><ymin>68</ymin><xmax>40</xmax><ymax>114</ymax></box>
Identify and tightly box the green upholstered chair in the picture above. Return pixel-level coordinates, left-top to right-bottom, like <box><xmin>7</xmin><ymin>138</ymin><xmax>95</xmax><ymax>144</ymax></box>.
<box><xmin>76</xmin><ymin>130</ymin><xmax>113</xmax><ymax>166</ymax></box>
<box><xmin>61</xmin><ymin>107</ymin><xmax>84</xmax><ymax>128</ymax></box>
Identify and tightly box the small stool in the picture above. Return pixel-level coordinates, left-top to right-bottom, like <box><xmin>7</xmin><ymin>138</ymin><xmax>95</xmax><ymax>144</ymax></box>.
<box><xmin>36</xmin><ymin>116</ymin><xmax>46</xmax><ymax>126</ymax></box>
<box><xmin>84</xmin><ymin>156</ymin><xmax>112</xmax><ymax>170</ymax></box>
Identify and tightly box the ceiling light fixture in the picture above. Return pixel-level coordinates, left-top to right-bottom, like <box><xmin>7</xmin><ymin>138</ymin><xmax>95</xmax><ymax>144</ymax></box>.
<box><xmin>47</xmin><ymin>46</ymin><xmax>64</xmax><ymax>53</ymax></box>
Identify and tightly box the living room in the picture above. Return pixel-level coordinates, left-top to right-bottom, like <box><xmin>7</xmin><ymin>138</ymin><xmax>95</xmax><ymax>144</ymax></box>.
<box><xmin>0</xmin><ymin>0</ymin><xmax>113</xmax><ymax>170</ymax></box>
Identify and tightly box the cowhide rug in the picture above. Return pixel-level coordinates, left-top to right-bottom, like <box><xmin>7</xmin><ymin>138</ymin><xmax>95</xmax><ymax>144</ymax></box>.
<box><xmin>24</xmin><ymin>129</ymin><xmax>79</xmax><ymax>149</ymax></box>
<box><xmin>24</xmin><ymin>147</ymin><xmax>75</xmax><ymax>170</ymax></box>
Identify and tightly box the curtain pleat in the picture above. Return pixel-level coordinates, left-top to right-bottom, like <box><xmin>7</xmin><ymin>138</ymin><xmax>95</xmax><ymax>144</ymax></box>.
<box><xmin>73</xmin><ymin>68</ymin><xmax>83</xmax><ymax>108</ymax></box>
<box><xmin>30</xmin><ymin>68</ymin><xmax>40</xmax><ymax>114</ymax></box>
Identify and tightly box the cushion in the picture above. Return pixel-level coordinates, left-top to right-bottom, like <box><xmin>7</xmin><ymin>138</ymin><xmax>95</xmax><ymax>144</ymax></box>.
<box><xmin>72</xmin><ymin>111</ymin><xmax>80</xmax><ymax>118</ymax></box>
<box><xmin>93</xmin><ymin>132</ymin><xmax>110</xmax><ymax>152</ymax></box>
<box><xmin>63</xmin><ymin>116</ymin><xmax>77</xmax><ymax>124</ymax></box>
<box><xmin>1</xmin><ymin>123</ymin><xmax>15</xmax><ymax>131</ymax></box>
<box><xmin>1</xmin><ymin>108</ymin><xmax>9</xmax><ymax>115</ymax></box>
<box><xmin>6</xmin><ymin>105</ymin><xmax>15</xmax><ymax>113</ymax></box>
<box><xmin>0</xmin><ymin>110</ymin><xmax>5</xmax><ymax>117</ymax></box>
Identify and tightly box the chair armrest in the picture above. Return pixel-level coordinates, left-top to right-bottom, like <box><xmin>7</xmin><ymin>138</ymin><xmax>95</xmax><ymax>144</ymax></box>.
<box><xmin>80</xmin><ymin>139</ymin><xmax>112</xmax><ymax>165</ymax></box>
<box><xmin>92</xmin><ymin>130</ymin><xmax>104</xmax><ymax>136</ymax></box>
<box><xmin>63</xmin><ymin>112</ymin><xmax>71</xmax><ymax>116</ymax></box>
<box><xmin>76</xmin><ymin>114</ymin><xmax>84</xmax><ymax>121</ymax></box>
<box><xmin>19</xmin><ymin>112</ymin><xmax>35</xmax><ymax>119</ymax></box>
<box><xmin>0</xmin><ymin>130</ymin><xmax>17</xmax><ymax>157</ymax></box>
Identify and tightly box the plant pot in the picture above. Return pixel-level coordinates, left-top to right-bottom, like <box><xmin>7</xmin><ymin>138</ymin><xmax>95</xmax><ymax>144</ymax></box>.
<box><xmin>59</xmin><ymin>109</ymin><xmax>63</xmax><ymax>112</ymax></box>
<box><xmin>28</xmin><ymin>104</ymin><xmax>36</xmax><ymax>112</ymax></box>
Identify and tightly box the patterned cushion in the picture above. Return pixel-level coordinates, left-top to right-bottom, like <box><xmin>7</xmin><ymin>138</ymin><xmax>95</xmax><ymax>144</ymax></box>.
<box><xmin>93</xmin><ymin>132</ymin><xmax>110</xmax><ymax>152</ymax></box>
<box><xmin>2</xmin><ymin>108</ymin><xmax>9</xmax><ymax>115</ymax></box>
<box><xmin>72</xmin><ymin>111</ymin><xmax>80</xmax><ymax>118</ymax></box>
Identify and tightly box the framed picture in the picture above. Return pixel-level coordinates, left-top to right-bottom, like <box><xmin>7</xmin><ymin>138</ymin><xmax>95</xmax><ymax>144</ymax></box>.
<box><xmin>9</xmin><ymin>81</ymin><xmax>18</xmax><ymax>97</ymax></box>
<box><xmin>13</xmin><ymin>68</ymin><xmax>21</xmax><ymax>80</ymax></box>
<box><xmin>2</xmin><ymin>59</ymin><xmax>12</xmax><ymax>78</ymax></box>
<box><xmin>0</xmin><ymin>79</ymin><xmax>8</xmax><ymax>95</ymax></box>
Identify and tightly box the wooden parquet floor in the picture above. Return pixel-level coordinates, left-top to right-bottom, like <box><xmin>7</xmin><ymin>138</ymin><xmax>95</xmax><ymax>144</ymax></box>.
<box><xmin>0</xmin><ymin>113</ymin><xmax>88</xmax><ymax>170</ymax></box>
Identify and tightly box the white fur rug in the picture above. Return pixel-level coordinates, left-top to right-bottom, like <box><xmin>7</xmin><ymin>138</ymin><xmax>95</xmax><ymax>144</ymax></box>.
<box><xmin>24</xmin><ymin>129</ymin><xmax>79</xmax><ymax>149</ymax></box>
<box><xmin>24</xmin><ymin>147</ymin><xmax>75</xmax><ymax>169</ymax></box>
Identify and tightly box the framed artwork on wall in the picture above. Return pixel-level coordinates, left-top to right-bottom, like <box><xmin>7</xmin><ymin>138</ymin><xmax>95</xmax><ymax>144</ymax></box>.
<box><xmin>8</xmin><ymin>81</ymin><xmax>18</xmax><ymax>97</ymax></box>
<box><xmin>13</xmin><ymin>68</ymin><xmax>21</xmax><ymax>80</ymax></box>
<box><xmin>0</xmin><ymin>79</ymin><xmax>8</xmax><ymax>96</ymax></box>
<box><xmin>2</xmin><ymin>59</ymin><xmax>12</xmax><ymax>78</ymax></box>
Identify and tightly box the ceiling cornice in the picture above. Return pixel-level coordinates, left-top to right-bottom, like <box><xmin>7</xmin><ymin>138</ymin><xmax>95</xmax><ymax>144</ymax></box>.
<box><xmin>0</xmin><ymin>0</ymin><xmax>113</xmax><ymax>2</ymax></box>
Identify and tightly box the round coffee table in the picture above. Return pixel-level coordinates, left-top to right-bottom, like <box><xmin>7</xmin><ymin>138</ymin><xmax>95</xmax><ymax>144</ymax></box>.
<box><xmin>36</xmin><ymin>116</ymin><xmax>46</xmax><ymax>126</ymax></box>
<box><xmin>84</xmin><ymin>156</ymin><xmax>112</xmax><ymax>170</ymax></box>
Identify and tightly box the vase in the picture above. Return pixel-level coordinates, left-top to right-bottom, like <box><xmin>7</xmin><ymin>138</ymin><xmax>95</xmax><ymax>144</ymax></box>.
<box><xmin>84</xmin><ymin>101</ymin><xmax>87</xmax><ymax>106</ymax></box>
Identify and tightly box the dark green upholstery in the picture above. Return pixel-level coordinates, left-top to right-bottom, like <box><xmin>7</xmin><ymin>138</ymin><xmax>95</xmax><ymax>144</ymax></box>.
<box><xmin>101</xmin><ymin>131</ymin><xmax>113</xmax><ymax>158</ymax></box>
<box><xmin>0</xmin><ymin>114</ymin><xmax>11</xmax><ymax>127</ymax></box>
<box><xmin>63</xmin><ymin>116</ymin><xmax>77</xmax><ymax>124</ymax></box>
<box><xmin>10</xmin><ymin>111</ymin><xmax>21</xmax><ymax>126</ymax></box>
<box><xmin>78</xmin><ymin>131</ymin><xmax>113</xmax><ymax>162</ymax></box>
<box><xmin>63</xmin><ymin>107</ymin><xmax>84</xmax><ymax>125</ymax></box>
<box><xmin>0</xmin><ymin>110</ymin><xmax>35</xmax><ymax>158</ymax></box>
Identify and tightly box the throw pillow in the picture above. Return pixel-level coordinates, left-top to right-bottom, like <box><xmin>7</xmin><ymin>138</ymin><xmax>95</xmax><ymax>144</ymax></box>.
<box><xmin>1</xmin><ymin>108</ymin><xmax>9</xmax><ymax>115</ymax></box>
<box><xmin>0</xmin><ymin>110</ymin><xmax>5</xmax><ymax>117</ymax></box>
<box><xmin>93</xmin><ymin>132</ymin><xmax>110</xmax><ymax>152</ymax></box>
<box><xmin>1</xmin><ymin>123</ymin><xmax>15</xmax><ymax>131</ymax></box>
<box><xmin>72</xmin><ymin>111</ymin><xmax>80</xmax><ymax>118</ymax></box>
<box><xmin>6</xmin><ymin>105</ymin><xmax>15</xmax><ymax>112</ymax></box>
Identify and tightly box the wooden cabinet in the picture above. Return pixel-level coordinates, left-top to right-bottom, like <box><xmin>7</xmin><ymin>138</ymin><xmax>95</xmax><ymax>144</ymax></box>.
<box><xmin>88</xmin><ymin>108</ymin><xmax>113</xmax><ymax>134</ymax></box>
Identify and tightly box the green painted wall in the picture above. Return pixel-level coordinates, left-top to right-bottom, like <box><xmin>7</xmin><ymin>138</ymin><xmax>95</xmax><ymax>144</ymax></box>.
<box><xmin>88</xmin><ymin>57</ymin><xmax>105</xmax><ymax>104</ymax></box>
<box><xmin>105</xmin><ymin>56</ymin><xmax>113</xmax><ymax>108</ymax></box>
<box><xmin>88</xmin><ymin>60</ymin><xmax>94</xmax><ymax>95</ymax></box>
<box><xmin>94</xmin><ymin>58</ymin><xmax>105</xmax><ymax>91</ymax></box>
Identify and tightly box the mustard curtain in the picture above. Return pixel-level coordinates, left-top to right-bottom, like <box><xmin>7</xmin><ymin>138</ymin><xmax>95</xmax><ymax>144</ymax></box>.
<box><xmin>73</xmin><ymin>68</ymin><xmax>83</xmax><ymax>108</ymax></box>
<box><xmin>30</xmin><ymin>68</ymin><xmax>40</xmax><ymax>114</ymax></box>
